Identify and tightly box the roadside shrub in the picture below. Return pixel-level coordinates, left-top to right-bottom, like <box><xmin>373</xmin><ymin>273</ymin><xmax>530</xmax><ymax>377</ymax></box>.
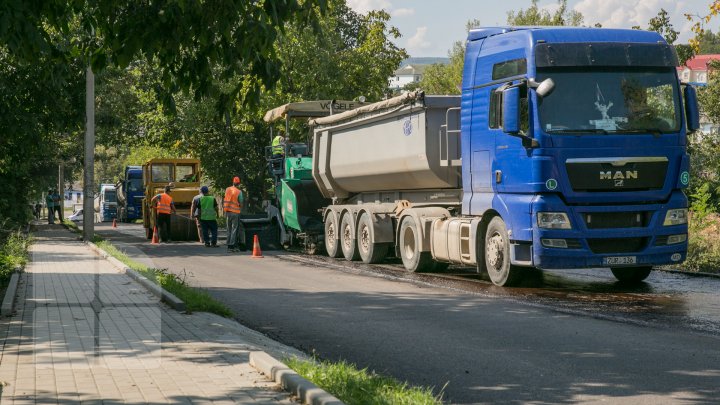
<box><xmin>0</xmin><ymin>230</ymin><xmax>30</xmax><ymax>285</ymax></box>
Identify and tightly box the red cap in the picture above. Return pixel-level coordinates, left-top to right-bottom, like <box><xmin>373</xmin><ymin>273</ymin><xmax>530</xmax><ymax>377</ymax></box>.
<box><xmin>233</xmin><ymin>176</ymin><xmax>240</xmax><ymax>183</ymax></box>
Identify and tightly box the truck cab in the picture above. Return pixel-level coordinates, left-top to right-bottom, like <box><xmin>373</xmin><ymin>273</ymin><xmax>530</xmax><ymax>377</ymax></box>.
<box><xmin>95</xmin><ymin>184</ymin><xmax>118</xmax><ymax>222</ymax></box>
<box><xmin>141</xmin><ymin>159</ymin><xmax>201</xmax><ymax>240</ymax></box>
<box><xmin>461</xmin><ymin>27</ymin><xmax>698</xmax><ymax>284</ymax></box>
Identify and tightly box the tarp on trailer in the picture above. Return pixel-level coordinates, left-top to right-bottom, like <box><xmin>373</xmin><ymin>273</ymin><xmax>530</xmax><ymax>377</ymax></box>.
<box><xmin>309</xmin><ymin>91</ymin><xmax>423</xmax><ymax>127</ymax></box>
<box><xmin>263</xmin><ymin>100</ymin><xmax>365</xmax><ymax>123</ymax></box>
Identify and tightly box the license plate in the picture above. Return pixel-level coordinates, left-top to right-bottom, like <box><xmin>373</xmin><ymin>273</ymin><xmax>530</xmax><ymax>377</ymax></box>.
<box><xmin>603</xmin><ymin>256</ymin><xmax>636</xmax><ymax>265</ymax></box>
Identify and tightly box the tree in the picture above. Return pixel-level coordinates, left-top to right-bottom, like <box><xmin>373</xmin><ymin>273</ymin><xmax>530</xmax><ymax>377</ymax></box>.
<box><xmin>640</xmin><ymin>8</ymin><xmax>695</xmax><ymax>66</ymax></box>
<box><xmin>419</xmin><ymin>19</ymin><xmax>480</xmax><ymax>95</ymax></box>
<box><xmin>88</xmin><ymin>0</ymin><xmax>407</xmax><ymax>208</ymax></box>
<box><xmin>698</xmin><ymin>30</ymin><xmax>720</xmax><ymax>54</ymax></box>
<box><xmin>0</xmin><ymin>0</ymin><xmax>328</xmax><ymax>111</ymax></box>
<box><xmin>507</xmin><ymin>0</ymin><xmax>583</xmax><ymax>26</ymax></box>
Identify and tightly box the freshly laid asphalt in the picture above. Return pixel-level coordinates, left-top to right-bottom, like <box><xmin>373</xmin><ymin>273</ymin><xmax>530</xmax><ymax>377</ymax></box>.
<box><xmin>98</xmin><ymin>222</ymin><xmax>720</xmax><ymax>404</ymax></box>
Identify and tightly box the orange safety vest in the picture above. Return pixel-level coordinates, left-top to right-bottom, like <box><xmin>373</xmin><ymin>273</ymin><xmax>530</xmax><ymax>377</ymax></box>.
<box><xmin>156</xmin><ymin>193</ymin><xmax>173</xmax><ymax>214</ymax></box>
<box><xmin>223</xmin><ymin>186</ymin><xmax>241</xmax><ymax>214</ymax></box>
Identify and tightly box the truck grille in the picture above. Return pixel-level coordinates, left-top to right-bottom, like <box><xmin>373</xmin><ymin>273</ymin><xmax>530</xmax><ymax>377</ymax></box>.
<box><xmin>565</xmin><ymin>158</ymin><xmax>667</xmax><ymax>192</ymax></box>
<box><xmin>583</xmin><ymin>212</ymin><xmax>649</xmax><ymax>229</ymax></box>
<box><xmin>587</xmin><ymin>237</ymin><xmax>647</xmax><ymax>254</ymax></box>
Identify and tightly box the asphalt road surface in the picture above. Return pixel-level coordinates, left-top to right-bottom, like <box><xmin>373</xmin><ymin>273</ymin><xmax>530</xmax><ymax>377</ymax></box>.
<box><xmin>95</xmin><ymin>222</ymin><xmax>720</xmax><ymax>404</ymax></box>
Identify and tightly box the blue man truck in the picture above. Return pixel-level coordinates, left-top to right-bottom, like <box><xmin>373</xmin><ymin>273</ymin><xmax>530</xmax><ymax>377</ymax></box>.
<box><xmin>116</xmin><ymin>165</ymin><xmax>143</xmax><ymax>222</ymax></box>
<box><xmin>309</xmin><ymin>27</ymin><xmax>699</xmax><ymax>286</ymax></box>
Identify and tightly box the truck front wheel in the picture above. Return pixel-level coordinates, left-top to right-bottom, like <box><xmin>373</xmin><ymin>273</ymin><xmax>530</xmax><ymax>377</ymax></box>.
<box><xmin>399</xmin><ymin>216</ymin><xmax>433</xmax><ymax>272</ymax></box>
<box><xmin>340</xmin><ymin>214</ymin><xmax>359</xmax><ymax>261</ymax></box>
<box><xmin>611</xmin><ymin>266</ymin><xmax>652</xmax><ymax>284</ymax></box>
<box><xmin>324</xmin><ymin>214</ymin><xmax>343</xmax><ymax>258</ymax></box>
<box><xmin>485</xmin><ymin>216</ymin><xmax>522</xmax><ymax>287</ymax></box>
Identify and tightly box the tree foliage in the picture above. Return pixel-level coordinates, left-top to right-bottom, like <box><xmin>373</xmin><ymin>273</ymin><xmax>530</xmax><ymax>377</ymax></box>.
<box><xmin>507</xmin><ymin>0</ymin><xmax>583</xmax><ymax>26</ymax></box>
<box><xmin>0</xmin><ymin>0</ymin><xmax>328</xmax><ymax>111</ymax></box>
<box><xmin>90</xmin><ymin>0</ymin><xmax>407</xmax><ymax>209</ymax></box>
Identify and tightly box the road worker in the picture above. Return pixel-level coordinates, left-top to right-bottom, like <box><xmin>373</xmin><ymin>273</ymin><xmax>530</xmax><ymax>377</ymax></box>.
<box><xmin>198</xmin><ymin>186</ymin><xmax>219</xmax><ymax>247</ymax></box>
<box><xmin>151</xmin><ymin>185</ymin><xmax>176</xmax><ymax>243</ymax></box>
<box><xmin>190</xmin><ymin>188</ymin><xmax>205</xmax><ymax>244</ymax></box>
<box><xmin>45</xmin><ymin>188</ymin><xmax>55</xmax><ymax>224</ymax></box>
<box><xmin>271</xmin><ymin>131</ymin><xmax>286</xmax><ymax>157</ymax></box>
<box><xmin>223</xmin><ymin>176</ymin><xmax>246</xmax><ymax>252</ymax></box>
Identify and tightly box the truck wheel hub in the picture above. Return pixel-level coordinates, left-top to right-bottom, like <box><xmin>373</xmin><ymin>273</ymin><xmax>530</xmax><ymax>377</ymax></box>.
<box><xmin>487</xmin><ymin>233</ymin><xmax>504</xmax><ymax>269</ymax></box>
<box><xmin>360</xmin><ymin>226</ymin><xmax>370</xmax><ymax>251</ymax></box>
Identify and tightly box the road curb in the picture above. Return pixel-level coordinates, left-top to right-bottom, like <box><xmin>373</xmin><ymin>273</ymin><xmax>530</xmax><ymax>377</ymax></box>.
<box><xmin>249</xmin><ymin>352</ymin><xmax>344</xmax><ymax>405</ymax></box>
<box><xmin>1</xmin><ymin>265</ymin><xmax>23</xmax><ymax>317</ymax></box>
<box><xmin>84</xmin><ymin>240</ymin><xmax>186</xmax><ymax>312</ymax></box>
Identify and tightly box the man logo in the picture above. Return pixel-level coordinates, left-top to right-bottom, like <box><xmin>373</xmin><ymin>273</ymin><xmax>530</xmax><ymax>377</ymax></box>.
<box><xmin>600</xmin><ymin>171</ymin><xmax>638</xmax><ymax>180</ymax></box>
<box><xmin>614</xmin><ymin>179</ymin><xmax>624</xmax><ymax>187</ymax></box>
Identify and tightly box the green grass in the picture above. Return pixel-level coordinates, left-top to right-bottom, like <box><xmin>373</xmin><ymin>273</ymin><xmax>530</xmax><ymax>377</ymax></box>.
<box><xmin>285</xmin><ymin>357</ymin><xmax>445</xmax><ymax>405</ymax></box>
<box><xmin>0</xmin><ymin>230</ymin><xmax>30</xmax><ymax>287</ymax></box>
<box><xmin>94</xmin><ymin>239</ymin><xmax>232</xmax><ymax>317</ymax></box>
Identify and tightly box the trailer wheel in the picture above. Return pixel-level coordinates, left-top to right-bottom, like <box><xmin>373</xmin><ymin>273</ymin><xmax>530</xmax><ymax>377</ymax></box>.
<box><xmin>357</xmin><ymin>212</ymin><xmax>387</xmax><ymax>264</ymax></box>
<box><xmin>324</xmin><ymin>214</ymin><xmax>343</xmax><ymax>258</ymax></box>
<box><xmin>399</xmin><ymin>216</ymin><xmax>433</xmax><ymax>272</ymax></box>
<box><xmin>340</xmin><ymin>214</ymin><xmax>359</xmax><ymax>261</ymax></box>
<box><xmin>611</xmin><ymin>266</ymin><xmax>652</xmax><ymax>284</ymax></box>
<box><xmin>485</xmin><ymin>216</ymin><xmax>522</xmax><ymax>286</ymax></box>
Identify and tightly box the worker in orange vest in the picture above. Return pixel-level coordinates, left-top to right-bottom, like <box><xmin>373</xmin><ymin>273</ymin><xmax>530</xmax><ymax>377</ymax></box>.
<box><xmin>224</xmin><ymin>176</ymin><xmax>246</xmax><ymax>252</ymax></box>
<box><xmin>151</xmin><ymin>185</ymin><xmax>176</xmax><ymax>243</ymax></box>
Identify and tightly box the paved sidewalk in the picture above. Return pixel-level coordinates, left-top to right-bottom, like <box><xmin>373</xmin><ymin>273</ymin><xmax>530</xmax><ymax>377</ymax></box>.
<box><xmin>0</xmin><ymin>224</ymin><xmax>304</xmax><ymax>404</ymax></box>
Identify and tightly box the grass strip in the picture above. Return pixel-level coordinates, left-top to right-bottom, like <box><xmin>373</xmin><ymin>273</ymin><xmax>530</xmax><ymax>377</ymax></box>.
<box><xmin>63</xmin><ymin>220</ymin><xmax>232</xmax><ymax>317</ymax></box>
<box><xmin>285</xmin><ymin>357</ymin><xmax>445</xmax><ymax>405</ymax></box>
<box><xmin>0</xmin><ymin>230</ymin><xmax>30</xmax><ymax>288</ymax></box>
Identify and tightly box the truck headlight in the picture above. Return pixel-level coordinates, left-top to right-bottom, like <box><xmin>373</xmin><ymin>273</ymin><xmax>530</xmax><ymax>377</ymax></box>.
<box><xmin>663</xmin><ymin>209</ymin><xmax>688</xmax><ymax>226</ymax></box>
<box><xmin>537</xmin><ymin>212</ymin><xmax>572</xmax><ymax>229</ymax></box>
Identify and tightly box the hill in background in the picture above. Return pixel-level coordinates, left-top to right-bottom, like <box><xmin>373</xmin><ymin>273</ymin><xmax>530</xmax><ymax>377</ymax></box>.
<box><xmin>401</xmin><ymin>57</ymin><xmax>449</xmax><ymax>66</ymax></box>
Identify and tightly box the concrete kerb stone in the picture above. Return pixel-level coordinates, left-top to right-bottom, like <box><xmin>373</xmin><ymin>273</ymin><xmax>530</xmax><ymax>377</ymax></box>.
<box><xmin>84</xmin><ymin>240</ymin><xmax>186</xmax><ymax>312</ymax></box>
<box><xmin>1</xmin><ymin>265</ymin><xmax>23</xmax><ymax>317</ymax></box>
<box><xmin>250</xmin><ymin>351</ymin><xmax>344</xmax><ymax>405</ymax></box>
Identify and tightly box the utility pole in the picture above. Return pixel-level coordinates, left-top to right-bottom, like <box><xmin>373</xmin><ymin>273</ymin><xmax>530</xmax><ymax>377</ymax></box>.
<box><xmin>58</xmin><ymin>163</ymin><xmax>64</xmax><ymax>222</ymax></box>
<box><xmin>83</xmin><ymin>66</ymin><xmax>95</xmax><ymax>242</ymax></box>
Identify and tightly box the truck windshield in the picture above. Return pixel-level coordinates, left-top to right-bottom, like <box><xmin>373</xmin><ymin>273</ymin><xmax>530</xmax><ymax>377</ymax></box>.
<box><xmin>104</xmin><ymin>190</ymin><xmax>116</xmax><ymax>202</ymax></box>
<box><xmin>537</xmin><ymin>67</ymin><xmax>681</xmax><ymax>135</ymax></box>
<box><xmin>152</xmin><ymin>164</ymin><xmax>172</xmax><ymax>182</ymax></box>
<box><xmin>128</xmin><ymin>179</ymin><xmax>143</xmax><ymax>192</ymax></box>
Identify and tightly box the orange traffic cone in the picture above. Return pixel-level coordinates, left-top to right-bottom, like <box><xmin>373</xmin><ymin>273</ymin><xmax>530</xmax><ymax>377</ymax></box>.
<box><xmin>151</xmin><ymin>226</ymin><xmax>159</xmax><ymax>244</ymax></box>
<box><xmin>250</xmin><ymin>234</ymin><xmax>263</xmax><ymax>258</ymax></box>
<box><xmin>112</xmin><ymin>218</ymin><xmax>117</xmax><ymax>228</ymax></box>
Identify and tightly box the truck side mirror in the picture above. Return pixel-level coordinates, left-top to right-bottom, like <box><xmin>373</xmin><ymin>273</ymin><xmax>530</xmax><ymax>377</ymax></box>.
<box><xmin>684</xmin><ymin>85</ymin><xmax>700</xmax><ymax>132</ymax></box>
<box><xmin>502</xmin><ymin>87</ymin><xmax>520</xmax><ymax>134</ymax></box>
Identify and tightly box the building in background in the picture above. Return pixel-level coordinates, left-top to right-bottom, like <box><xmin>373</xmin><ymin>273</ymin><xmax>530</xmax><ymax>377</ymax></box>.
<box><xmin>677</xmin><ymin>54</ymin><xmax>720</xmax><ymax>86</ymax></box>
<box><xmin>388</xmin><ymin>64</ymin><xmax>427</xmax><ymax>92</ymax></box>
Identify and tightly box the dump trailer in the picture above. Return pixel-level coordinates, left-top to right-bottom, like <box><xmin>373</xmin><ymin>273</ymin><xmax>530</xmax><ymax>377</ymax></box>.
<box><xmin>261</xmin><ymin>100</ymin><xmax>364</xmax><ymax>253</ymax></box>
<box><xmin>141</xmin><ymin>158</ymin><xmax>200</xmax><ymax>241</ymax></box>
<box><xmin>116</xmin><ymin>165</ymin><xmax>143</xmax><ymax>222</ymax></box>
<box><xmin>310</xmin><ymin>26</ymin><xmax>699</xmax><ymax>286</ymax></box>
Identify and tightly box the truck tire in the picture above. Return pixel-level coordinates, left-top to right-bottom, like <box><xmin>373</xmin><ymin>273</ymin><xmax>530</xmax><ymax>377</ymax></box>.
<box><xmin>611</xmin><ymin>266</ymin><xmax>652</xmax><ymax>284</ymax></box>
<box><xmin>324</xmin><ymin>214</ymin><xmax>343</xmax><ymax>258</ymax></box>
<box><xmin>484</xmin><ymin>216</ymin><xmax>522</xmax><ymax>286</ymax></box>
<box><xmin>340</xmin><ymin>213</ymin><xmax>359</xmax><ymax>261</ymax></box>
<box><xmin>399</xmin><ymin>216</ymin><xmax>433</xmax><ymax>272</ymax></box>
<box><xmin>357</xmin><ymin>212</ymin><xmax>388</xmax><ymax>264</ymax></box>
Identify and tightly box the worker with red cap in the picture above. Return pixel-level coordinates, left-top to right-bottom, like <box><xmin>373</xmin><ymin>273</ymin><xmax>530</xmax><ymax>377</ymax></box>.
<box><xmin>223</xmin><ymin>176</ymin><xmax>246</xmax><ymax>252</ymax></box>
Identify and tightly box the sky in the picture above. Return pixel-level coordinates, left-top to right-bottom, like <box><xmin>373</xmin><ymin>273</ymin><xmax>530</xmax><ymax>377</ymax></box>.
<box><xmin>346</xmin><ymin>0</ymin><xmax>716</xmax><ymax>57</ymax></box>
